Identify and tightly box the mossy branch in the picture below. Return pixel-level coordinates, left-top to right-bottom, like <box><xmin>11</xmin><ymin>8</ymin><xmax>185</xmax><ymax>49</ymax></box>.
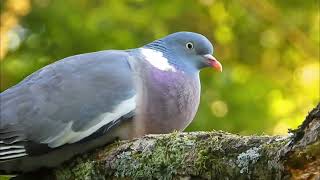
<box><xmin>19</xmin><ymin>104</ymin><xmax>320</xmax><ymax>180</ymax></box>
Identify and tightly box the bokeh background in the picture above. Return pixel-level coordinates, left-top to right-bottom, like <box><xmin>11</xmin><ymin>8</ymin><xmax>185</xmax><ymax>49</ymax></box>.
<box><xmin>1</xmin><ymin>0</ymin><xmax>319</xmax><ymax>135</ymax></box>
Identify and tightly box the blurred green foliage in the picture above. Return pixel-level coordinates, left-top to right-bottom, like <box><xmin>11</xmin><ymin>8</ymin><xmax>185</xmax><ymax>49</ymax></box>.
<box><xmin>1</xmin><ymin>0</ymin><xmax>319</xmax><ymax>135</ymax></box>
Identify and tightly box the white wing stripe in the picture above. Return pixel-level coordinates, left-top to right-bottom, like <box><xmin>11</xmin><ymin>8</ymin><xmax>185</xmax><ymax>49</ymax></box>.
<box><xmin>0</xmin><ymin>149</ymin><xmax>26</xmax><ymax>156</ymax></box>
<box><xmin>46</xmin><ymin>95</ymin><xmax>136</xmax><ymax>148</ymax></box>
<box><xmin>0</xmin><ymin>153</ymin><xmax>27</xmax><ymax>160</ymax></box>
<box><xmin>0</xmin><ymin>145</ymin><xmax>24</xmax><ymax>150</ymax></box>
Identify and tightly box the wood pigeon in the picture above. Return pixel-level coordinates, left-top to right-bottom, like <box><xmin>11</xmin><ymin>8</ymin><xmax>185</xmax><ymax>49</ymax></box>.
<box><xmin>0</xmin><ymin>32</ymin><xmax>222</xmax><ymax>173</ymax></box>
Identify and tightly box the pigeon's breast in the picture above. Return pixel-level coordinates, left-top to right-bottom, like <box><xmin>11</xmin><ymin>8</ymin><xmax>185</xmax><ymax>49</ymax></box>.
<box><xmin>134</xmin><ymin>64</ymin><xmax>200</xmax><ymax>136</ymax></box>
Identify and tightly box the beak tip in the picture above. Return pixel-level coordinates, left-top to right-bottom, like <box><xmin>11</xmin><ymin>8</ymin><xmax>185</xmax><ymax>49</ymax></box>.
<box><xmin>203</xmin><ymin>54</ymin><xmax>223</xmax><ymax>72</ymax></box>
<box><xmin>212</xmin><ymin>59</ymin><xmax>223</xmax><ymax>72</ymax></box>
<box><xmin>215</xmin><ymin>65</ymin><xmax>223</xmax><ymax>72</ymax></box>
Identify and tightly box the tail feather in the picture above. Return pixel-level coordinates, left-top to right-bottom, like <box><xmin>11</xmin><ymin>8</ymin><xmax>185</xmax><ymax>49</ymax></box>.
<box><xmin>0</xmin><ymin>152</ymin><xmax>27</xmax><ymax>160</ymax></box>
<box><xmin>0</xmin><ymin>126</ymin><xmax>28</xmax><ymax>161</ymax></box>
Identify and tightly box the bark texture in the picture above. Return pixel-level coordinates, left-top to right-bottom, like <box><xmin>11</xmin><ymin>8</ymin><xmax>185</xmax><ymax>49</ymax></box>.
<box><xmin>18</xmin><ymin>104</ymin><xmax>320</xmax><ymax>180</ymax></box>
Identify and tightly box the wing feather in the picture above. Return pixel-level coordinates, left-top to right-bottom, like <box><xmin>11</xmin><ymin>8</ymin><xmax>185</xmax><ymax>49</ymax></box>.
<box><xmin>0</xmin><ymin>50</ymin><xmax>136</xmax><ymax>159</ymax></box>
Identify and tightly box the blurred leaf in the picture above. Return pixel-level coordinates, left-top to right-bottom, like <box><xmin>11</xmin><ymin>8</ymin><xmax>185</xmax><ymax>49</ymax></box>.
<box><xmin>1</xmin><ymin>0</ymin><xmax>319</xmax><ymax>135</ymax></box>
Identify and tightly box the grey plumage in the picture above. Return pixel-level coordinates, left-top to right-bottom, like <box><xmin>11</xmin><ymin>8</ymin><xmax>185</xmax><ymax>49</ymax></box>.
<box><xmin>0</xmin><ymin>32</ymin><xmax>222</xmax><ymax>173</ymax></box>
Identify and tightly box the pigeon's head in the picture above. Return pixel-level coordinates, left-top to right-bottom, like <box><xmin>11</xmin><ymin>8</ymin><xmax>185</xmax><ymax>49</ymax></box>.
<box><xmin>145</xmin><ymin>32</ymin><xmax>222</xmax><ymax>72</ymax></box>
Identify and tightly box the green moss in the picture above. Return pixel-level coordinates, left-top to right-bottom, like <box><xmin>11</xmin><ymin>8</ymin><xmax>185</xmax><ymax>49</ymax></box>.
<box><xmin>72</xmin><ymin>161</ymin><xmax>96</xmax><ymax>179</ymax></box>
<box><xmin>56</xmin><ymin>132</ymin><xmax>291</xmax><ymax>179</ymax></box>
<box><xmin>55</xmin><ymin>168</ymin><xmax>72</xmax><ymax>180</ymax></box>
<box><xmin>111</xmin><ymin>133</ymin><xmax>196</xmax><ymax>179</ymax></box>
<box><xmin>193</xmin><ymin>133</ymin><xmax>242</xmax><ymax>178</ymax></box>
<box><xmin>193</xmin><ymin>133</ymin><xmax>291</xmax><ymax>179</ymax></box>
<box><xmin>56</xmin><ymin>158</ymin><xmax>99</xmax><ymax>180</ymax></box>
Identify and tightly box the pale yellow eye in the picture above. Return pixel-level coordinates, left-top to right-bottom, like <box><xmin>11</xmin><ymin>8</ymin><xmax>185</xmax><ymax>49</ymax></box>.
<box><xmin>186</xmin><ymin>42</ymin><xmax>194</xmax><ymax>49</ymax></box>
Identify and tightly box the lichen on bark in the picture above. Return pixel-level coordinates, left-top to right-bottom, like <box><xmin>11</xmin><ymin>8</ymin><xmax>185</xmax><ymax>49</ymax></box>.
<box><xmin>55</xmin><ymin>131</ymin><xmax>292</xmax><ymax>179</ymax></box>
<box><xmin>16</xmin><ymin>104</ymin><xmax>320</xmax><ymax>180</ymax></box>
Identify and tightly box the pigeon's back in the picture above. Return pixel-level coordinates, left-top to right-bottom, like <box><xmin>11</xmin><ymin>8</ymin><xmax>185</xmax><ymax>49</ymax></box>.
<box><xmin>0</xmin><ymin>50</ymin><xmax>137</xmax><ymax>173</ymax></box>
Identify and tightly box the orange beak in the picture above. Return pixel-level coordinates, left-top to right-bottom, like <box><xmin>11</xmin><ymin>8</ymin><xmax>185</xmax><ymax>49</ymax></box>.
<box><xmin>203</xmin><ymin>54</ymin><xmax>223</xmax><ymax>72</ymax></box>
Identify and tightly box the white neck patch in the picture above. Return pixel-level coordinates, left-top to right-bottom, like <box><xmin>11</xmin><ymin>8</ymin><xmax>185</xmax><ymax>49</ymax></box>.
<box><xmin>140</xmin><ymin>48</ymin><xmax>176</xmax><ymax>72</ymax></box>
<box><xmin>43</xmin><ymin>95</ymin><xmax>137</xmax><ymax>148</ymax></box>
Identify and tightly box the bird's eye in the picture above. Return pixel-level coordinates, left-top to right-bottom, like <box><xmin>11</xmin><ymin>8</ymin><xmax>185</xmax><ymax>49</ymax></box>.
<box><xmin>186</xmin><ymin>42</ymin><xmax>194</xmax><ymax>49</ymax></box>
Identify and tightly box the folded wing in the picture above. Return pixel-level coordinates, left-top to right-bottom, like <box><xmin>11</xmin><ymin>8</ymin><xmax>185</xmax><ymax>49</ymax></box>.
<box><xmin>0</xmin><ymin>50</ymin><xmax>136</xmax><ymax>161</ymax></box>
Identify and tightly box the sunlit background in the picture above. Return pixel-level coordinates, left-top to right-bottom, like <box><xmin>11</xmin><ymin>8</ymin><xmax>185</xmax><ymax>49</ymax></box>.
<box><xmin>1</xmin><ymin>0</ymin><xmax>319</xmax><ymax>135</ymax></box>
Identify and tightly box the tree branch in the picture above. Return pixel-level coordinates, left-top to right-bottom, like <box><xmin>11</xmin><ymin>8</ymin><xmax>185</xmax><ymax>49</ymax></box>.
<box><xmin>18</xmin><ymin>104</ymin><xmax>320</xmax><ymax>179</ymax></box>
